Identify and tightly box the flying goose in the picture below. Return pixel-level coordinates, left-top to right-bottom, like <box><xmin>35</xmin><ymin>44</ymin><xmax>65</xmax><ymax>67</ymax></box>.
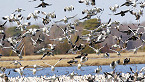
<box><xmin>10</xmin><ymin>60</ymin><xmax>22</xmax><ymax>67</ymax></box>
<box><xmin>128</xmin><ymin>44</ymin><xmax>143</xmax><ymax>54</ymax></box>
<box><xmin>75</xmin><ymin>53</ymin><xmax>88</xmax><ymax>59</ymax></box>
<box><xmin>35</xmin><ymin>1</ymin><xmax>52</xmax><ymax>8</ymax></box>
<box><xmin>42</xmin><ymin>17</ymin><xmax>51</xmax><ymax>25</ymax></box>
<box><xmin>41</xmin><ymin>51</ymin><xmax>54</xmax><ymax>59</ymax></box>
<box><xmin>41</xmin><ymin>11</ymin><xmax>56</xmax><ymax>19</ymax></box>
<box><xmin>13</xmin><ymin>65</ymin><xmax>28</xmax><ymax>76</ymax></box>
<box><xmin>64</xmin><ymin>5</ymin><xmax>74</xmax><ymax>12</ymax></box>
<box><xmin>40</xmin><ymin>25</ymin><xmax>52</xmax><ymax>36</ymax></box>
<box><xmin>49</xmin><ymin>37</ymin><xmax>67</xmax><ymax>43</ymax></box>
<box><xmin>67</xmin><ymin>58</ymin><xmax>78</xmax><ymax>65</ymax></box>
<box><xmin>123</xmin><ymin>58</ymin><xmax>130</xmax><ymax>65</ymax></box>
<box><xmin>110</xmin><ymin>61</ymin><xmax>116</xmax><ymax>69</ymax></box>
<box><xmin>48</xmin><ymin>44</ymin><xmax>56</xmax><ymax>51</ymax></box>
<box><xmin>0</xmin><ymin>21</ymin><xmax>7</xmax><ymax>29</ymax></box>
<box><xmin>0</xmin><ymin>34</ymin><xmax>5</xmax><ymax>48</ymax></box>
<box><xmin>28</xmin><ymin>64</ymin><xmax>43</xmax><ymax>69</ymax></box>
<box><xmin>55</xmin><ymin>15</ymin><xmax>77</xmax><ymax>23</ymax></box>
<box><xmin>0</xmin><ymin>66</ymin><xmax>6</xmax><ymax>73</ymax></box>
<box><xmin>120</xmin><ymin>1</ymin><xmax>134</xmax><ymax>7</ymax></box>
<box><xmin>31</xmin><ymin>35</ymin><xmax>44</xmax><ymax>46</ymax></box>
<box><xmin>34</xmin><ymin>47</ymin><xmax>51</xmax><ymax>53</ymax></box>
<box><xmin>12</xmin><ymin>8</ymin><xmax>25</xmax><ymax>14</ymax></box>
<box><xmin>80</xmin><ymin>56</ymin><xmax>88</xmax><ymax>63</ymax></box>
<box><xmin>104</xmin><ymin>52</ymin><xmax>110</xmax><ymax>58</ymax></box>
<box><xmin>139</xmin><ymin>1</ymin><xmax>145</xmax><ymax>8</ymax></box>
<box><xmin>114</xmin><ymin>9</ymin><xmax>130</xmax><ymax>16</ymax></box>
<box><xmin>95</xmin><ymin>66</ymin><xmax>102</xmax><ymax>74</ymax></box>
<box><xmin>27</xmin><ymin>68</ymin><xmax>44</xmax><ymax>75</ymax></box>
<box><xmin>130</xmin><ymin>10</ymin><xmax>141</xmax><ymax>20</ymax></box>
<box><xmin>43</xmin><ymin>58</ymin><xmax>62</xmax><ymax>71</ymax></box>
<box><xmin>78</xmin><ymin>0</ymin><xmax>95</xmax><ymax>6</ymax></box>
<box><xmin>27</xmin><ymin>11</ymin><xmax>41</xmax><ymax>20</ymax></box>
<box><xmin>110</xmin><ymin>60</ymin><xmax>120</xmax><ymax>70</ymax></box>
<box><xmin>88</xmin><ymin>44</ymin><xmax>106</xmax><ymax>55</ymax></box>
<box><xmin>17</xmin><ymin>44</ymin><xmax>24</xmax><ymax>59</ymax></box>
<box><xmin>109</xmin><ymin>48</ymin><xmax>126</xmax><ymax>56</ymax></box>
<box><xmin>109</xmin><ymin>4</ymin><xmax>119</xmax><ymax>12</ymax></box>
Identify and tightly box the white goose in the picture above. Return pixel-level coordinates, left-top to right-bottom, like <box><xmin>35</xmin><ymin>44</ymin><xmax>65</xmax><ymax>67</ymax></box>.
<box><xmin>43</xmin><ymin>58</ymin><xmax>62</xmax><ymax>71</ymax></box>
<box><xmin>27</xmin><ymin>68</ymin><xmax>43</xmax><ymax>75</ymax></box>
<box><xmin>13</xmin><ymin>65</ymin><xmax>28</xmax><ymax>76</ymax></box>
<box><xmin>55</xmin><ymin>15</ymin><xmax>77</xmax><ymax>23</ymax></box>
<box><xmin>89</xmin><ymin>45</ymin><xmax>106</xmax><ymax>55</ymax></box>
<box><xmin>12</xmin><ymin>8</ymin><xmax>25</xmax><ymax>14</ymax></box>
<box><xmin>109</xmin><ymin>4</ymin><xmax>119</xmax><ymax>12</ymax></box>
<box><xmin>64</xmin><ymin>5</ymin><xmax>74</xmax><ymax>12</ymax></box>
<box><xmin>10</xmin><ymin>60</ymin><xmax>22</xmax><ymax>67</ymax></box>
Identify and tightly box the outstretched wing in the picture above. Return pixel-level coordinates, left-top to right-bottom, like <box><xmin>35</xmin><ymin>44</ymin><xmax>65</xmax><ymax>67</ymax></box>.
<box><xmin>54</xmin><ymin>58</ymin><xmax>62</xmax><ymax>66</ymax></box>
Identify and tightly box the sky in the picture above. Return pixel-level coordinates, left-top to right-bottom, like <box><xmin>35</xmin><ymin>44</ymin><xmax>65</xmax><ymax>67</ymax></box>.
<box><xmin>0</xmin><ymin>0</ymin><xmax>145</xmax><ymax>26</ymax></box>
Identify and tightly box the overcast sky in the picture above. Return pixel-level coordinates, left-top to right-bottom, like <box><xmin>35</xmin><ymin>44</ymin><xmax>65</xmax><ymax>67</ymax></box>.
<box><xmin>0</xmin><ymin>0</ymin><xmax>145</xmax><ymax>26</ymax></box>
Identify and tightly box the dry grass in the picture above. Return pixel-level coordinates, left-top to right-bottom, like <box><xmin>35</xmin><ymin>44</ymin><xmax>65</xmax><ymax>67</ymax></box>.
<box><xmin>0</xmin><ymin>52</ymin><xmax>145</xmax><ymax>68</ymax></box>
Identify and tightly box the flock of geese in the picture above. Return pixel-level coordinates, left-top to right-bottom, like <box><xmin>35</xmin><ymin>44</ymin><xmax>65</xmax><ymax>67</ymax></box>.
<box><xmin>0</xmin><ymin>0</ymin><xmax>145</xmax><ymax>81</ymax></box>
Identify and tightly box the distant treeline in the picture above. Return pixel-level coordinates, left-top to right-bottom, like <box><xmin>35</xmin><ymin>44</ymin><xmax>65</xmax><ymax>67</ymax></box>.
<box><xmin>0</xmin><ymin>19</ymin><xmax>145</xmax><ymax>56</ymax></box>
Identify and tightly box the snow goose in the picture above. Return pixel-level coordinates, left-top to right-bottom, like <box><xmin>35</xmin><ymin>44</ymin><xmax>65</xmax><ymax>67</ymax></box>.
<box><xmin>43</xmin><ymin>58</ymin><xmax>62</xmax><ymax>71</ymax></box>
<box><xmin>35</xmin><ymin>1</ymin><xmax>52</xmax><ymax>8</ymax></box>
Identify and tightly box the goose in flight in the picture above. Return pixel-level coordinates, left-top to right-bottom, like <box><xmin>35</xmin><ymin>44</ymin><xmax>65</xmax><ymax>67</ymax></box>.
<box><xmin>41</xmin><ymin>51</ymin><xmax>54</xmax><ymax>59</ymax></box>
<box><xmin>17</xmin><ymin>44</ymin><xmax>24</xmax><ymax>59</ymax></box>
<box><xmin>80</xmin><ymin>56</ymin><xmax>88</xmax><ymax>63</ymax></box>
<box><xmin>64</xmin><ymin>5</ymin><xmax>74</xmax><ymax>12</ymax></box>
<box><xmin>43</xmin><ymin>58</ymin><xmax>62</xmax><ymax>71</ymax></box>
<box><xmin>13</xmin><ymin>65</ymin><xmax>28</xmax><ymax>76</ymax></box>
<box><xmin>78</xmin><ymin>0</ymin><xmax>95</xmax><ymax>6</ymax></box>
<box><xmin>67</xmin><ymin>58</ymin><xmax>78</xmax><ymax>65</ymax></box>
<box><xmin>34</xmin><ymin>47</ymin><xmax>51</xmax><ymax>53</ymax></box>
<box><xmin>110</xmin><ymin>59</ymin><xmax>120</xmax><ymax>69</ymax></box>
<box><xmin>12</xmin><ymin>8</ymin><xmax>25</xmax><ymax>14</ymax></box>
<box><xmin>123</xmin><ymin>58</ymin><xmax>130</xmax><ymax>65</ymax></box>
<box><xmin>27</xmin><ymin>68</ymin><xmax>44</xmax><ymax>75</ymax></box>
<box><xmin>48</xmin><ymin>44</ymin><xmax>56</xmax><ymax>51</ymax></box>
<box><xmin>0</xmin><ymin>34</ymin><xmax>5</xmax><ymax>48</ymax></box>
<box><xmin>0</xmin><ymin>21</ymin><xmax>7</xmax><ymax>29</ymax></box>
<box><xmin>41</xmin><ymin>11</ymin><xmax>56</xmax><ymax>19</ymax></box>
<box><xmin>109</xmin><ymin>48</ymin><xmax>126</xmax><ymax>56</ymax></box>
<box><xmin>35</xmin><ymin>1</ymin><xmax>52</xmax><ymax>8</ymax></box>
<box><xmin>128</xmin><ymin>44</ymin><xmax>143</xmax><ymax>54</ymax></box>
<box><xmin>40</xmin><ymin>25</ymin><xmax>52</xmax><ymax>36</ymax></box>
<box><xmin>114</xmin><ymin>9</ymin><xmax>130</xmax><ymax>16</ymax></box>
<box><xmin>10</xmin><ymin>60</ymin><xmax>22</xmax><ymax>67</ymax></box>
<box><xmin>130</xmin><ymin>10</ymin><xmax>141</xmax><ymax>20</ymax></box>
<box><xmin>49</xmin><ymin>37</ymin><xmax>67</xmax><ymax>43</ymax></box>
<box><xmin>109</xmin><ymin>4</ymin><xmax>119</xmax><ymax>12</ymax></box>
<box><xmin>95</xmin><ymin>66</ymin><xmax>102</xmax><ymax>74</ymax></box>
<box><xmin>30</xmin><ymin>35</ymin><xmax>44</xmax><ymax>46</ymax></box>
<box><xmin>139</xmin><ymin>1</ymin><xmax>145</xmax><ymax>8</ymax></box>
<box><xmin>55</xmin><ymin>14</ymin><xmax>77</xmax><ymax>23</ymax></box>
<box><xmin>88</xmin><ymin>44</ymin><xmax>106</xmax><ymax>55</ymax></box>
<box><xmin>75</xmin><ymin>53</ymin><xmax>88</xmax><ymax>59</ymax></box>
<box><xmin>120</xmin><ymin>1</ymin><xmax>133</xmax><ymax>7</ymax></box>
<box><xmin>27</xmin><ymin>10</ymin><xmax>41</xmax><ymax>20</ymax></box>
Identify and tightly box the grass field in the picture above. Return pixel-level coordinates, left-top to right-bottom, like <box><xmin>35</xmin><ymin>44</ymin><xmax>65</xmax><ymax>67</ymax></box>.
<box><xmin>0</xmin><ymin>52</ymin><xmax>145</xmax><ymax>68</ymax></box>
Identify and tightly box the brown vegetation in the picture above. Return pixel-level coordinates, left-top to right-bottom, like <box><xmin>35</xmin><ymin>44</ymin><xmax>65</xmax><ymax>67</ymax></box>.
<box><xmin>0</xmin><ymin>52</ymin><xmax>145</xmax><ymax>68</ymax></box>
